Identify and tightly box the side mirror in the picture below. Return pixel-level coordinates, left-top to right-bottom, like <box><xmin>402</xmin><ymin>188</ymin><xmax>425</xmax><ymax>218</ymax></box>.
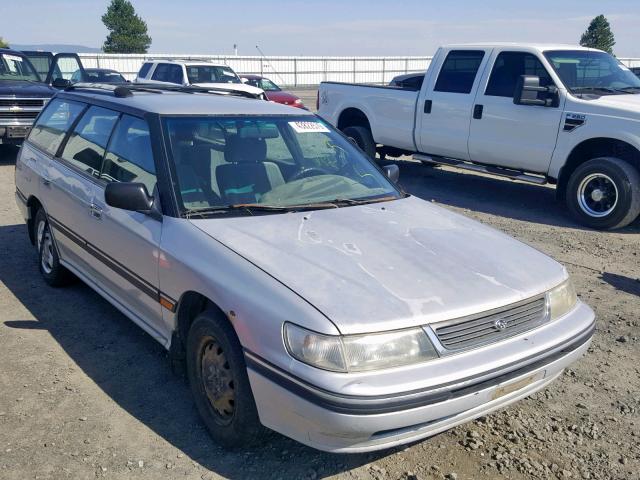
<box><xmin>383</xmin><ymin>164</ymin><xmax>400</xmax><ymax>183</ymax></box>
<box><xmin>105</xmin><ymin>182</ymin><xmax>154</xmax><ymax>213</ymax></box>
<box><xmin>514</xmin><ymin>75</ymin><xmax>558</xmax><ymax>107</ymax></box>
<box><xmin>51</xmin><ymin>77</ymin><xmax>71</xmax><ymax>89</ymax></box>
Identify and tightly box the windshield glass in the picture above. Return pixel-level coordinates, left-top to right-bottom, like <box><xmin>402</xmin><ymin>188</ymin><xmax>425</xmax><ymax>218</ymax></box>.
<box><xmin>0</xmin><ymin>53</ymin><xmax>41</xmax><ymax>81</ymax></box>
<box><xmin>544</xmin><ymin>50</ymin><xmax>640</xmax><ymax>94</ymax></box>
<box><xmin>186</xmin><ymin>65</ymin><xmax>240</xmax><ymax>84</ymax></box>
<box><xmin>164</xmin><ymin>116</ymin><xmax>401</xmax><ymax>215</ymax></box>
<box><xmin>259</xmin><ymin>79</ymin><xmax>280</xmax><ymax>91</ymax></box>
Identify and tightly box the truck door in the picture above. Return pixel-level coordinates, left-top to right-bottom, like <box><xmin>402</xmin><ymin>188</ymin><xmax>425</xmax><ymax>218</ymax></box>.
<box><xmin>417</xmin><ymin>49</ymin><xmax>489</xmax><ymax>160</ymax></box>
<box><xmin>467</xmin><ymin>50</ymin><xmax>564</xmax><ymax>173</ymax></box>
<box><xmin>45</xmin><ymin>53</ymin><xmax>86</xmax><ymax>88</ymax></box>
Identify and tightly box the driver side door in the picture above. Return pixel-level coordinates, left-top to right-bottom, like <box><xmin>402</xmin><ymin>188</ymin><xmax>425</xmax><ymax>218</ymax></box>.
<box><xmin>45</xmin><ymin>53</ymin><xmax>86</xmax><ymax>88</ymax></box>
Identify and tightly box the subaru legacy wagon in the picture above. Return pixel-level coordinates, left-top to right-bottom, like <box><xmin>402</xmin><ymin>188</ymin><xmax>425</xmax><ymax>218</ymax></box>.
<box><xmin>14</xmin><ymin>84</ymin><xmax>595</xmax><ymax>452</ymax></box>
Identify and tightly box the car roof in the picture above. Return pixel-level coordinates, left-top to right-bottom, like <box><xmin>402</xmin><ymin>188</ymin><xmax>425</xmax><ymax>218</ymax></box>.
<box><xmin>60</xmin><ymin>89</ymin><xmax>315</xmax><ymax>116</ymax></box>
<box><xmin>147</xmin><ymin>59</ymin><xmax>229</xmax><ymax>68</ymax></box>
<box><xmin>240</xmin><ymin>74</ymin><xmax>262</xmax><ymax>80</ymax></box>
<box><xmin>443</xmin><ymin>43</ymin><xmax>600</xmax><ymax>53</ymax></box>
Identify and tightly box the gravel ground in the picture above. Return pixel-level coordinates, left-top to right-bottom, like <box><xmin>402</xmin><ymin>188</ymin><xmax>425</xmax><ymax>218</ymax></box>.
<box><xmin>0</xmin><ymin>103</ymin><xmax>639</xmax><ymax>480</ymax></box>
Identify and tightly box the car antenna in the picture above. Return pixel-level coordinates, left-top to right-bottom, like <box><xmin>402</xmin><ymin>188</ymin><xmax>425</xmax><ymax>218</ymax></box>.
<box><xmin>255</xmin><ymin>45</ymin><xmax>286</xmax><ymax>85</ymax></box>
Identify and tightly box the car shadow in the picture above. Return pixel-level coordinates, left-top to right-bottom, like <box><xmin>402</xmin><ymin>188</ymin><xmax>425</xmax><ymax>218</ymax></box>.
<box><xmin>385</xmin><ymin>159</ymin><xmax>640</xmax><ymax>233</ymax></box>
<box><xmin>0</xmin><ymin>145</ymin><xmax>19</xmax><ymax>165</ymax></box>
<box><xmin>600</xmin><ymin>271</ymin><xmax>640</xmax><ymax>297</ymax></box>
<box><xmin>0</xmin><ymin>222</ymin><xmax>391</xmax><ymax>479</ymax></box>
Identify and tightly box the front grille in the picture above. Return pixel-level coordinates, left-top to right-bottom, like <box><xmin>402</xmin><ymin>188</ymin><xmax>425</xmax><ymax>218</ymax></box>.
<box><xmin>434</xmin><ymin>296</ymin><xmax>548</xmax><ymax>352</ymax></box>
<box><xmin>0</xmin><ymin>111</ymin><xmax>39</xmax><ymax>119</ymax></box>
<box><xmin>0</xmin><ymin>98</ymin><xmax>47</xmax><ymax>107</ymax></box>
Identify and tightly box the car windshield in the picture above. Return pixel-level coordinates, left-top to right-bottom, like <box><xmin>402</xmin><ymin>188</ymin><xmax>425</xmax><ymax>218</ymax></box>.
<box><xmin>164</xmin><ymin>115</ymin><xmax>401</xmax><ymax>216</ymax></box>
<box><xmin>0</xmin><ymin>53</ymin><xmax>41</xmax><ymax>82</ymax></box>
<box><xmin>544</xmin><ymin>50</ymin><xmax>640</xmax><ymax>94</ymax></box>
<box><xmin>186</xmin><ymin>65</ymin><xmax>240</xmax><ymax>84</ymax></box>
<box><xmin>259</xmin><ymin>79</ymin><xmax>280</xmax><ymax>91</ymax></box>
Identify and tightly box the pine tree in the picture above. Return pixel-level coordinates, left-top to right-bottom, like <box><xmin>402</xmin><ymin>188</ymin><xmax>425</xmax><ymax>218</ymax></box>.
<box><xmin>580</xmin><ymin>15</ymin><xmax>615</xmax><ymax>54</ymax></box>
<box><xmin>0</xmin><ymin>37</ymin><xmax>9</xmax><ymax>49</ymax></box>
<box><xmin>102</xmin><ymin>0</ymin><xmax>151</xmax><ymax>53</ymax></box>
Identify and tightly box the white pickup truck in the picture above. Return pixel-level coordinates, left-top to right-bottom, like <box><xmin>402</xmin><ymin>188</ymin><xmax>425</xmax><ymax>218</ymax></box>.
<box><xmin>318</xmin><ymin>43</ymin><xmax>640</xmax><ymax>230</ymax></box>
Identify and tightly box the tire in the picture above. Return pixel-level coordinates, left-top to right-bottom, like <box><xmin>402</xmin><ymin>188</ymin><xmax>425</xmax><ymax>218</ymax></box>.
<box><xmin>186</xmin><ymin>310</ymin><xmax>264</xmax><ymax>448</ymax></box>
<box><xmin>342</xmin><ymin>125</ymin><xmax>376</xmax><ymax>159</ymax></box>
<box><xmin>566</xmin><ymin>157</ymin><xmax>640</xmax><ymax>230</ymax></box>
<box><xmin>34</xmin><ymin>208</ymin><xmax>74</xmax><ymax>286</ymax></box>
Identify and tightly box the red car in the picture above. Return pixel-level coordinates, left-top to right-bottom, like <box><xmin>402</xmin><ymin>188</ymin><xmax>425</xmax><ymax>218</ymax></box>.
<box><xmin>240</xmin><ymin>75</ymin><xmax>305</xmax><ymax>108</ymax></box>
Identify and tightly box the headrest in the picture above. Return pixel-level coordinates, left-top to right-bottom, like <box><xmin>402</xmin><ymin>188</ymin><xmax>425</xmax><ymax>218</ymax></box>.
<box><xmin>224</xmin><ymin>135</ymin><xmax>267</xmax><ymax>164</ymax></box>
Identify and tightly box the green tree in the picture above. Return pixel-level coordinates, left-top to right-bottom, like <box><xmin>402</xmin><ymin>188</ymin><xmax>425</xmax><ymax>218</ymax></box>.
<box><xmin>580</xmin><ymin>15</ymin><xmax>615</xmax><ymax>54</ymax></box>
<box><xmin>102</xmin><ymin>0</ymin><xmax>151</xmax><ymax>53</ymax></box>
<box><xmin>0</xmin><ymin>37</ymin><xmax>9</xmax><ymax>48</ymax></box>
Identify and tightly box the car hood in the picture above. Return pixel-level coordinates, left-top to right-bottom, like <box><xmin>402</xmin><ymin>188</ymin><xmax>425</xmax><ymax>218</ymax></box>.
<box><xmin>192</xmin><ymin>82</ymin><xmax>265</xmax><ymax>96</ymax></box>
<box><xmin>191</xmin><ymin>196</ymin><xmax>566</xmax><ymax>334</ymax></box>
<box><xmin>0</xmin><ymin>80</ymin><xmax>55</xmax><ymax>97</ymax></box>
<box><xmin>266</xmin><ymin>91</ymin><xmax>300</xmax><ymax>104</ymax></box>
<box><xmin>576</xmin><ymin>93</ymin><xmax>640</xmax><ymax>119</ymax></box>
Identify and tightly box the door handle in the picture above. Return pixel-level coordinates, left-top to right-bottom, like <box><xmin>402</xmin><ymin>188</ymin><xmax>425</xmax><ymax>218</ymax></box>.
<box><xmin>41</xmin><ymin>175</ymin><xmax>51</xmax><ymax>186</ymax></box>
<box><xmin>424</xmin><ymin>100</ymin><xmax>432</xmax><ymax>114</ymax></box>
<box><xmin>473</xmin><ymin>104</ymin><xmax>484</xmax><ymax>120</ymax></box>
<box><xmin>89</xmin><ymin>204</ymin><xmax>102</xmax><ymax>219</ymax></box>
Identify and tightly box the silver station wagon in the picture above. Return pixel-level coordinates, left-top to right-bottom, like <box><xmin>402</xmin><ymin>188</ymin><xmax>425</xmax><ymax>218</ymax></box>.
<box><xmin>14</xmin><ymin>84</ymin><xmax>595</xmax><ymax>453</ymax></box>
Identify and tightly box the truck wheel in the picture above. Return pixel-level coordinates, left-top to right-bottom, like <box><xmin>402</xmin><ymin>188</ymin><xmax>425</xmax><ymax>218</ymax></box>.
<box><xmin>186</xmin><ymin>310</ymin><xmax>265</xmax><ymax>448</ymax></box>
<box><xmin>342</xmin><ymin>126</ymin><xmax>376</xmax><ymax>159</ymax></box>
<box><xmin>566</xmin><ymin>157</ymin><xmax>640</xmax><ymax>230</ymax></box>
<box><xmin>34</xmin><ymin>208</ymin><xmax>74</xmax><ymax>286</ymax></box>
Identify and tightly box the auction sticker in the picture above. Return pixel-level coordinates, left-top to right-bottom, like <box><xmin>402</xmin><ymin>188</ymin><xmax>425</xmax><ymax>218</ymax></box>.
<box><xmin>288</xmin><ymin>121</ymin><xmax>330</xmax><ymax>133</ymax></box>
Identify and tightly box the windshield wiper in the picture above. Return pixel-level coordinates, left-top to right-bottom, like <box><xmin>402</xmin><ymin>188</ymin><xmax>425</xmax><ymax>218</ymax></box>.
<box><xmin>330</xmin><ymin>195</ymin><xmax>399</xmax><ymax>206</ymax></box>
<box><xmin>616</xmin><ymin>86</ymin><xmax>640</xmax><ymax>93</ymax></box>
<box><xmin>572</xmin><ymin>86</ymin><xmax>620</xmax><ymax>95</ymax></box>
<box><xmin>184</xmin><ymin>202</ymin><xmax>338</xmax><ymax>218</ymax></box>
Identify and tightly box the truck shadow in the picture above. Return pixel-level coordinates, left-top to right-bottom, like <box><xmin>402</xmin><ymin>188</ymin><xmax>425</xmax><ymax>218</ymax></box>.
<box><xmin>600</xmin><ymin>272</ymin><xmax>640</xmax><ymax>297</ymax></box>
<box><xmin>389</xmin><ymin>159</ymin><xmax>640</xmax><ymax>233</ymax></box>
<box><xmin>0</xmin><ymin>145</ymin><xmax>19</xmax><ymax>165</ymax></box>
<box><xmin>0</xmin><ymin>222</ymin><xmax>391</xmax><ymax>479</ymax></box>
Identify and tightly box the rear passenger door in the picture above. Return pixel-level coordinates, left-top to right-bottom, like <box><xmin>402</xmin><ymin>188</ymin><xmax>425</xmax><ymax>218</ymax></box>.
<box><xmin>468</xmin><ymin>50</ymin><xmax>564</xmax><ymax>173</ymax></box>
<box><xmin>417</xmin><ymin>49</ymin><xmax>488</xmax><ymax>160</ymax></box>
<box><xmin>88</xmin><ymin>114</ymin><xmax>166</xmax><ymax>340</ymax></box>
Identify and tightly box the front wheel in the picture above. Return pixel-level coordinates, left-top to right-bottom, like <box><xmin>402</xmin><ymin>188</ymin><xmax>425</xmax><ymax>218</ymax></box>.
<box><xmin>342</xmin><ymin>125</ymin><xmax>376</xmax><ymax>159</ymax></box>
<box><xmin>186</xmin><ymin>311</ymin><xmax>265</xmax><ymax>448</ymax></box>
<box><xmin>34</xmin><ymin>208</ymin><xmax>74</xmax><ymax>286</ymax></box>
<box><xmin>566</xmin><ymin>157</ymin><xmax>640</xmax><ymax>230</ymax></box>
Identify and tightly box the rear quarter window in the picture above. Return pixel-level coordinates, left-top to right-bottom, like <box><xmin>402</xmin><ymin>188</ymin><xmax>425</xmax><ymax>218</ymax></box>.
<box><xmin>28</xmin><ymin>99</ymin><xmax>85</xmax><ymax>156</ymax></box>
<box><xmin>138</xmin><ymin>62</ymin><xmax>152</xmax><ymax>78</ymax></box>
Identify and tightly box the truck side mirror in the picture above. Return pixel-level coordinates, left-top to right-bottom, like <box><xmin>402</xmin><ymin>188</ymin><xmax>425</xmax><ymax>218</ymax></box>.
<box><xmin>52</xmin><ymin>77</ymin><xmax>71</xmax><ymax>89</ymax></box>
<box><xmin>514</xmin><ymin>75</ymin><xmax>558</xmax><ymax>107</ymax></box>
<box><xmin>383</xmin><ymin>164</ymin><xmax>400</xmax><ymax>183</ymax></box>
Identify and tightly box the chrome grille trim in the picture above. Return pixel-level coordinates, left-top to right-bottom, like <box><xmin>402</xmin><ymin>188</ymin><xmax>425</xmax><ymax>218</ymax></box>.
<box><xmin>431</xmin><ymin>296</ymin><xmax>549</xmax><ymax>352</ymax></box>
<box><xmin>0</xmin><ymin>98</ymin><xmax>47</xmax><ymax>107</ymax></box>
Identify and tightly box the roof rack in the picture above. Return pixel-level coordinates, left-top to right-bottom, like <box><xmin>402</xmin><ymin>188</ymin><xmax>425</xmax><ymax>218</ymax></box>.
<box><xmin>65</xmin><ymin>82</ymin><xmax>261</xmax><ymax>100</ymax></box>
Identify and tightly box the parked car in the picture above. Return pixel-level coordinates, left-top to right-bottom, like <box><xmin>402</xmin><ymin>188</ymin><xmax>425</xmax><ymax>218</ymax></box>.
<box><xmin>318</xmin><ymin>43</ymin><xmax>640</xmax><ymax>230</ymax></box>
<box><xmin>389</xmin><ymin>72</ymin><xmax>425</xmax><ymax>90</ymax></box>
<box><xmin>15</xmin><ymin>83</ymin><xmax>594</xmax><ymax>453</ymax></box>
<box><xmin>135</xmin><ymin>59</ymin><xmax>265</xmax><ymax>99</ymax></box>
<box><xmin>239</xmin><ymin>74</ymin><xmax>305</xmax><ymax>108</ymax></box>
<box><xmin>0</xmin><ymin>48</ymin><xmax>85</xmax><ymax>145</ymax></box>
<box><xmin>72</xmin><ymin>68</ymin><xmax>127</xmax><ymax>84</ymax></box>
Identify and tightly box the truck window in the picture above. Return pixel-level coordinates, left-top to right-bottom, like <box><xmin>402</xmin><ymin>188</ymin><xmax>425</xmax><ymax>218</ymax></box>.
<box><xmin>28</xmin><ymin>99</ymin><xmax>85</xmax><ymax>156</ymax></box>
<box><xmin>434</xmin><ymin>50</ymin><xmax>485</xmax><ymax>94</ymax></box>
<box><xmin>138</xmin><ymin>62</ymin><xmax>152</xmax><ymax>78</ymax></box>
<box><xmin>101</xmin><ymin>115</ymin><xmax>157</xmax><ymax>193</ymax></box>
<box><xmin>485</xmin><ymin>52</ymin><xmax>553</xmax><ymax>97</ymax></box>
<box><xmin>60</xmin><ymin>106</ymin><xmax>119</xmax><ymax>176</ymax></box>
<box><xmin>151</xmin><ymin>63</ymin><xmax>176</xmax><ymax>82</ymax></box>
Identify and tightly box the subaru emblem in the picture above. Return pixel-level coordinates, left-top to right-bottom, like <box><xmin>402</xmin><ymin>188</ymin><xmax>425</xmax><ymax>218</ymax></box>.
<box><xmin>494</xmin><ymin>319</ymin><xmax>508</xmax><ymax>331</ymax></box>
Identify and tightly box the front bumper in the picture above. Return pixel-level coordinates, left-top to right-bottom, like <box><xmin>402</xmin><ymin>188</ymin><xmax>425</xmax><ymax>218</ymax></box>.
<box><xmin>246</xmin><ymin>309</ymin><xmax>594</xmax><ymax>452</ymax></box>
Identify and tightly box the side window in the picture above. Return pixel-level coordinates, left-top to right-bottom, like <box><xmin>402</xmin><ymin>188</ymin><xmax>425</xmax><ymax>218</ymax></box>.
<box><xmin>28</xmin><ymin>99</ymin><xmax>85</xmax><ymax>155</ymax></box>
<box><xmin>434</xmin><ymin>50</ymin><xmax>485</xmax><ymax>94</ymax></box>
<box><xmin>138</xmin><ymin>62</ymin><xmax>152</xmax><ymax>78</ymax></box>
<box><xmin>486</xmin><ymin>52</ymin><xmax>553</xmax><ymax>98</ymax></box>
<box><xmin>101</xmin><ymin>115</ymin><xmax>157</xmax><ymax>193</ymax></box>
<box><xmin>168</xmin><ymin>65</ymin><xmax>184</xmax><ymax>84</ymax></box>
<box><xmin>60</xmin><ymin>106</ymin><xmax>119</xmax><ymax>176</ymax></box>
<box><xmin>151</xmin><ymin>63</ymin><xmax>169</xmax><ymax>81</ymax></box>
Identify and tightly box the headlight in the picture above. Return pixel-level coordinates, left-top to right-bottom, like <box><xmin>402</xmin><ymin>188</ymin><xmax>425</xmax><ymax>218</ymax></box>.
<box><xmin>284</xmin><ymin>323</ymin><xmax>438</xmax><ymax>372</ymax></box>
<box><xmin>548</xmin><ymin>279</ymin><xmax>578</xmax><ymax>320</ymax></box>
<box><xmin>294</xmin><ymin>98</ymin><xmax>302</xmax><ymax>104</ymax></box>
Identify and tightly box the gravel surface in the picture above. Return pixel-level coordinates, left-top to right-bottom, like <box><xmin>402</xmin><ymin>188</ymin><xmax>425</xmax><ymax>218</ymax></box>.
<box><xmin>0</xmin><ymin>116</ymin><xmax>639</xmax><ymax>480</ymax></box>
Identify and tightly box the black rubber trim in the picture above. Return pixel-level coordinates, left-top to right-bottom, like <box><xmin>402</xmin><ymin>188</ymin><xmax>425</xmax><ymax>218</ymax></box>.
<box><xmin>245</xmin><ymin>321</ymin><xmax>595</xmax><ymax>415</ymax></box>
<box><xmin>47</xmin><ymin>215</ymin><xmax>177</xmax><ymax>309</ymax></box>
<box><xmin>15</xmin><ymin>188</ymin><xmax>28</xmax><ymax>204</ymax></box>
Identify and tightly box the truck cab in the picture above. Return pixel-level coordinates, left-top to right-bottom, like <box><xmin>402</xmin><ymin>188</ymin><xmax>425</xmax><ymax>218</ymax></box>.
<box><xmin>319</xmin><ymin>43</ymin><xmax>640</xmax><ymax>230</ymax></box>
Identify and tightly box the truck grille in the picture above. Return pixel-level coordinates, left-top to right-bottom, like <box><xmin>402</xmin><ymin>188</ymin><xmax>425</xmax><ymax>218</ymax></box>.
<box><xmin>433</xmin><ymin>296</ymin><xmax>548</xmax><ymax>352</ymax></box>
<box><xmin>0</xmin><ymin>98</ymin><xmax>47</xmax><ymax>107</ymax></box>
<box><xmin>0</xmin><ymin>111</ymin><xmax>39</xmax><ymax>119</ymax></box>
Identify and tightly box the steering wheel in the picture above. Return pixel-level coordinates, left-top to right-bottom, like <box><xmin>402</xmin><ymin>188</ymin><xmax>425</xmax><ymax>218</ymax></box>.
<box><xmin>289</xmin><ymin>167</ymin><xmax>330</xmax><ymax>181</ymax></box>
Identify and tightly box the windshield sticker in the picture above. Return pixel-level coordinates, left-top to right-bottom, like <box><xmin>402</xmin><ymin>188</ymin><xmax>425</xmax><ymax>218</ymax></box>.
<box><xmin>288</xmin><ymin>121</ymin><xmax>330</xmax><ymax>133</ymax></box>
<box><xmin>4</xmin><ymin>54</ymin><xmax>23</xmax><ymax>63</ymax></box>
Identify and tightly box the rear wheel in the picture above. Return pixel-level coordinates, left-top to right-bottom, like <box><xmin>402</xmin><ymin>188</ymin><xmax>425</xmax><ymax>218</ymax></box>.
<box><xmin>186</xmin><ymin>311</ymin><xmax>264</xmax><ymax>448</ymax></box>
<box><xmin>566</xmin><ymin>157</ymin><xmax>640</xmax><ymax>230</ymax></box>
<box><xmin>34</xmin><ymin>208</ymin><xmax>74</xmax><ymax>286</ymax></box>
<box><xmin>342</xmin><ymin>125</ymin><xmax>376</xmax><ymax>159</ymax></box>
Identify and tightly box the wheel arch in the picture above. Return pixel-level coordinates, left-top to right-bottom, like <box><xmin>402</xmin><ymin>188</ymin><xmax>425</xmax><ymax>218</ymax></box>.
<box><xmin>26</xmin><ymin>195</ymin><xmax>44</xmax><ymax>245</ymax></box>
<box><xmin>556</xmin><ymin>137</ymin><xmax>640</xmax><ymax>201</ymax></box>
<box><xmin>337</xmin><ymin>107</ymin><xmax>372</xmax><ymax>132</ymax></box>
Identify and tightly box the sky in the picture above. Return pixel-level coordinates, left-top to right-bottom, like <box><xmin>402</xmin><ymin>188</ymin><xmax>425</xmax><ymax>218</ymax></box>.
<box><xmin>2</xmin><ymin>0</ymin><xmax>640</xmax><ymax>57</ymax></box>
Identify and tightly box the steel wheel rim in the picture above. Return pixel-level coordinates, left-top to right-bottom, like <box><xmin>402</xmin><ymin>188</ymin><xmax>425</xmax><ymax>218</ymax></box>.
<box><xmin>577</xmin><ymin>173</ymin><xmax>618</xmax><ymax>218</ymax></box>
<box><xmin>200</xmin><ymin>339</ymin><xmax>235</xmax><ymax>424</ymax></box>
<box><xmin>37</xmin><ymin>220</ymin><xmax>54</xmax><ymax>274</ymax></box>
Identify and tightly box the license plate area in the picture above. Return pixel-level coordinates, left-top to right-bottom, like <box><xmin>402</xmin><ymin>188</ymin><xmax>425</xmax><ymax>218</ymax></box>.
<box><xmin>7</xmin><ymin>126</ymin><xmax>31</xmax><ymax>138</ymax></box>
<box><xmin>491</xmin><ymin>370</ymin><xmax>545</xmax><ymax>400</ymax></box>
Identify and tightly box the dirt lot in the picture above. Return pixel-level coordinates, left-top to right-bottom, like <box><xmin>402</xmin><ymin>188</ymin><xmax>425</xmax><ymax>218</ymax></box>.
<box><xmin>0</xmin><ymin>99</ymin><xmax>639</xmax><ymax>480</ymax></box>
